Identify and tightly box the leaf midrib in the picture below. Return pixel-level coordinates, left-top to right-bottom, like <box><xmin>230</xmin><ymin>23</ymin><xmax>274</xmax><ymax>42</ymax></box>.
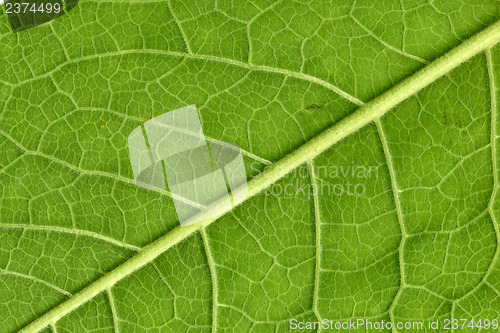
<box><xmin>19</xmin><ymin>20</ymin><xmax>500</xmax><ymax>333</ymax></box>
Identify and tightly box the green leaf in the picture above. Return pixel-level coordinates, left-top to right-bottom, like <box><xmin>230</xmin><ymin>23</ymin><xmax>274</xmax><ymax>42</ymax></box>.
<box><xmin>0</xmin><ymin>1</ymin><xmax>499</xmax><ymax>332</ymax></box>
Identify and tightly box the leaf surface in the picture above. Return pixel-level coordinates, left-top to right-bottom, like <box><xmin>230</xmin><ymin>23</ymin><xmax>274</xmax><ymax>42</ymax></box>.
<box><xmin>0</xmin><ymin>1</ymin><xmax>499</xmax><ymax>332</ymax></box>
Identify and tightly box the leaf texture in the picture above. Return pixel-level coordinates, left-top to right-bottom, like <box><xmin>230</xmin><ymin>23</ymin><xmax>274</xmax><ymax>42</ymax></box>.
<box><xmin>0</xmin><ymin>1</ymin><xmax>499</xmax><ymax>332</ymax></box>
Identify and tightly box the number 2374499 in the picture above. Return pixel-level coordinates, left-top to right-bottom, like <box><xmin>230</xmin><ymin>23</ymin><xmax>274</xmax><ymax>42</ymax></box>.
<box><xmin>5</xmin><ymin>2</ymin><xmax>61</xmax><ymax>14</ymax></box>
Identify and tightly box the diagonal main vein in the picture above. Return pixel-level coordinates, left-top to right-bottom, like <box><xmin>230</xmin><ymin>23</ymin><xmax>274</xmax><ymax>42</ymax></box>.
<box><xmin>20</xmin><ymin>20</ymin><xmax>500</xmax><ymax>333</ymax></box>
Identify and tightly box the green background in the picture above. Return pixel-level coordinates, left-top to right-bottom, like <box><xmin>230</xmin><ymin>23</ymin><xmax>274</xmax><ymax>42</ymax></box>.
<box><xmin>0</xmin><ymin>0</ymin><xmax>498</xmax><ymax>332</ymax></box>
